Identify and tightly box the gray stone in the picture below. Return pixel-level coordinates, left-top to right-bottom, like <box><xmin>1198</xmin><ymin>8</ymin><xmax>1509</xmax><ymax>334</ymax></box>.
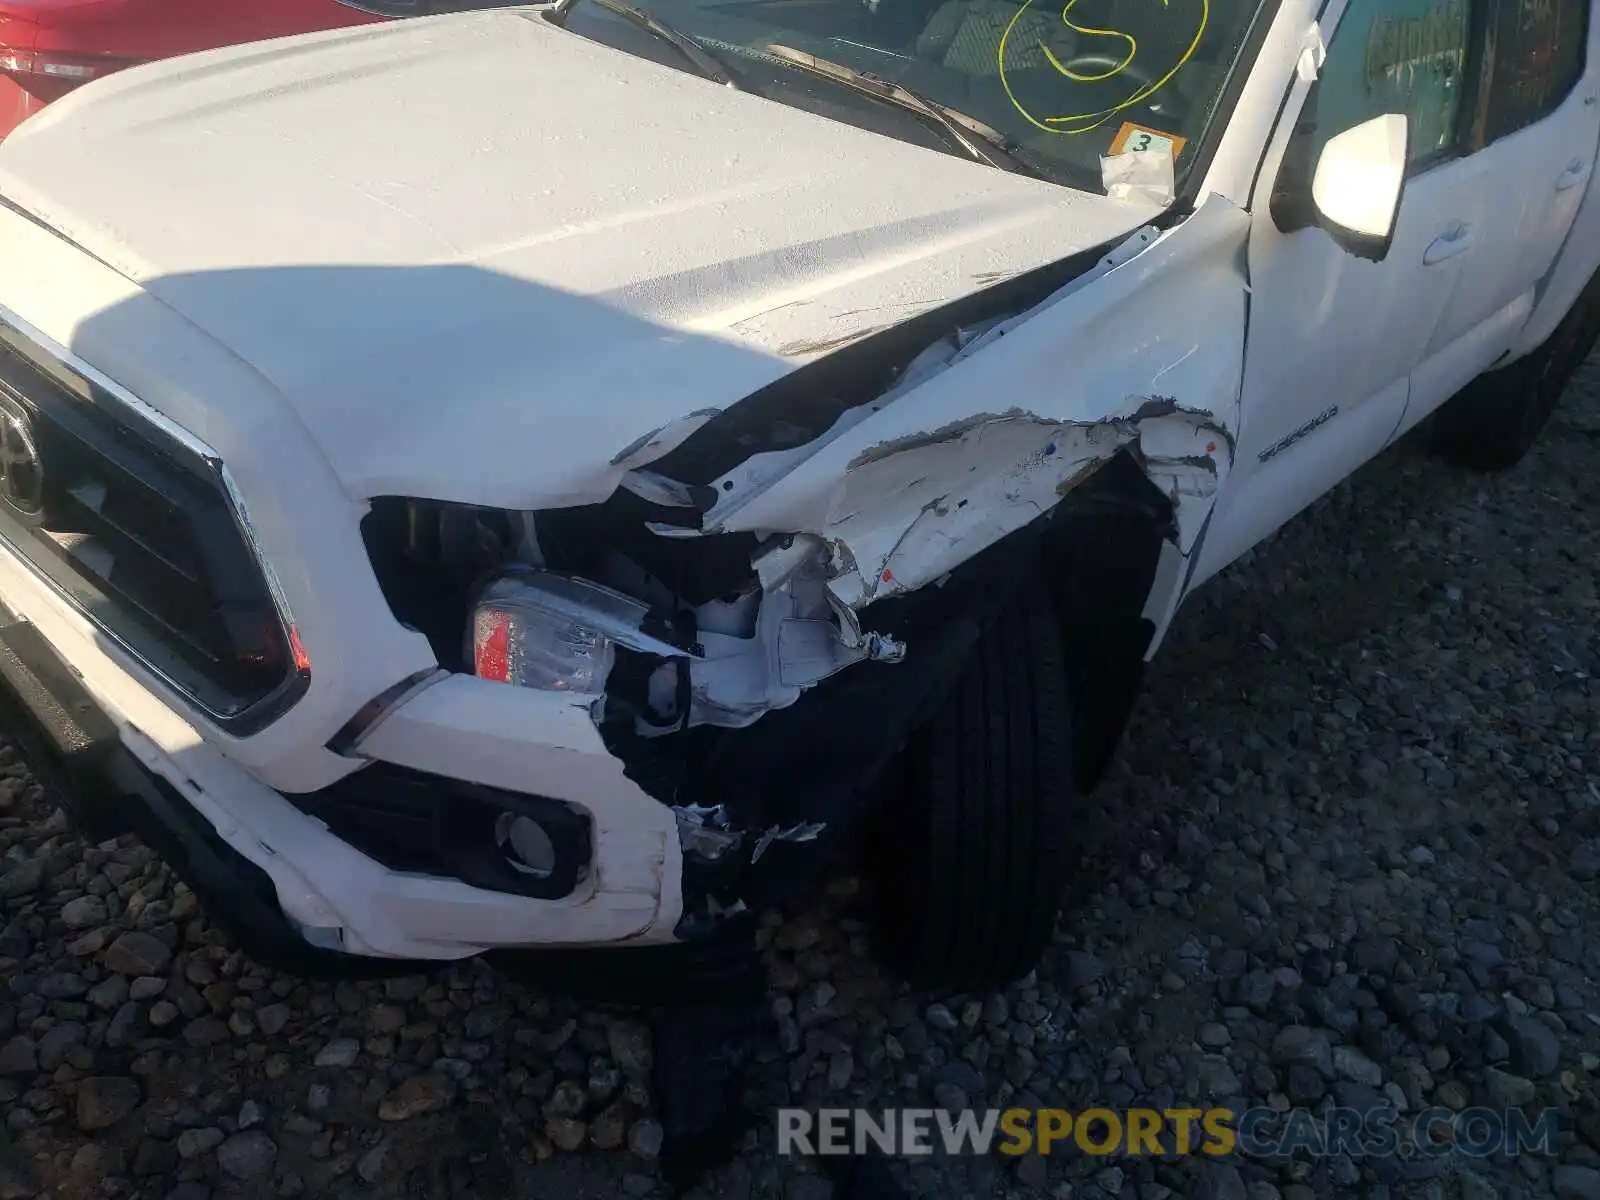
<box><xmin>1457</xmin><ymin>1170</ymin><xmax>1502</xmax><ymax>1200</ymax></box>
<box><xmin>1568</xmin><ymin>842</ymin><xmax>1600</xmax><ymax>883</ymax></box>
<box><xmin>1198</xmin><ymin>1162</ymin><xmax>1248</xmax><ymax>1200</ymax></box>
<box><xmin>0</xmin><ymin>857</ymin><xmax>46</xmax><ymax>899</ymax></box>
<box><xmin>462</xmin><ymin>1005</ymin><xmax>509</xmax><ymax>1040</ymax></box>
<box><xmin>76</xmin><ymin>1076</ymin><xmax>141</xmax><ymax>1130</ymax></box>
<box><xmin>1484</xmin><ymin>1067</ymin><xmax>1536</xmax><ymax>1107</ymax></box>
<box><xmin>0</xmin><ymin>916</ymin><xmax>30</xmax><ymax>960</ymax></box>
<box><xmin>132</xmin><ymin>1139</ymin><xmax>177</xmax><ymax>1177</ymax></box>
<box><xmin>38</xmin><ymin>1022</ymin><xmax>86</xmax><ymax>1070</ymax></box>
<box><xmin>787</xmin><ymin>1175</ymin><xmax>835</xmax><ymax>1200</ymax></box>
<box><xmin>543</xmin><ymin>1079</ymin><xmax>587</xmax><ymax>1120</ymax></box>
<box><xmin>1286</xmin><ymin>1064</ymin><xmax>1325</xmax><ymax>1104</ymax></box>
<box><xmin>589</xmin><ymin>1102</ymin><xmax>627</xmax><ymax>1150</ymax></box>
<box><xmin>356</xmin><ymin>1137</ymin><xmax>393</xmax><ymax>1184</ymax></box>
<box><xmin>0</xmin><ymin>1037</ymin><xmax>35</xmax><ymax>1076</ymax></box>
<box><xmin>934</xmin><ymin>1061</ymin><xmax>985</xmax><ymax>1096</ymax></box>
<box><xmin>1270</xmin><ymin>1027</ymin><xmax>1334</xmax><ymax>1078</ymax></box>
<box><xmin>1198</xmin><ymin>1057</ymin><xmax>1241</xmax><ymax>1097</ymax></box>
<box><xmin>182</xmin><ymin>1017</ymin><xmax>229</xmax><ymax>1048</ymax></box>
<box><xmin>104</xmin><ymin>931</ymin><xmax>172</xmax><ymax>976</ymax></box>
<box><xmin>86</xmin><ymin>975</ymin><xmax>128</xmax><ymax>1010</ymax></box>
<box><xmin>148</xmin><ymin>1001</ymin><xmax>179</xmax><ymax>1028</ymax></box>
<box><xmin>377</xmin><ymin>1073</ymin><xmax>455</xmax><ymax>1121</ymax></box>
<box><xmin>1237</xmin><ymin>970</ymin><xmax>1276</xmax><ymax>1011</ymax></box>
<box><xmin>546</xmin><ymin>1117</ymin><xmax>587</xmax><ymax>1152</ymax></box>
<box><xmin>827</xmin><ymin>1051</ymin><xmax>854</xmax><ymax>1090</ymax></box>
<box><xmin>105</xmin><ymin>1002</ymin><xmax>145</xmax><ymax>1048</ymax></box>
<box><xmin>607</xmin><ymin>1019</ymin><xmax>653</xmax><ymax>1077</ymax></box>
<box><xmin>129</xmin><ymin>976</ymin><xmax>166</xmax><ymax>1001</ymax></box>
<box><xmin>1349</xmin><ymin>938</ymin><xmax>1398</xmax><ymax>974</ymax></box>
<box><xmin>1556</xmin><ymin>1167</ymin><xmax>1600</xmax><ymax>1200</ymax></box>
<box><xmin>256</xmin><ymin>1004</ymin><xmax>291</xmax><ymax>1036</ymax></box>
<box><xmin>313</xmin><ymin>1038</ymin><xmax>359</xmax><ymax>1068</ymax></box>
<box><xmin>59</xmin><ymin>896</ymin><xmax>107</xmax><ymax>930</ymax></box>
<box><xmin>176</xmin><ymin>1127</ymin><xmax>224</xmax><ymax>1159</ymax></box>
<box><xmin>1332</xmin><ymin>1045</ymin><xmax>1383</xmax><ymax>1086</ymax></box>
<box><xmin>37</xmin><ymin>972</ymin><xmax>88</xmax><ymax>999</ymax></box>
<box><xmin>1063</xmin><ymin>951</ymin><xmax>1106</xmax><ymax>990</ymax></box>
<box><xmin>1015</xmin><ymin>1152</ymin><xmax>1049</xmax><ymax>1191</ymax></box>
<box><xmin>588</xmin><ymin>1060</ymin><xmax>621</xmax><ymax>1103</ymax></box>
<box><xmin>216</xmin><ymin>1131</ymin><xmax>277</xmax><ymax>1179</ymax></box>
<box><xmin>1499</xmin><ymin>1015</ymin><xmax>1562</xmax><ymax>1077</ymax></box>
<box><xmin>925</xmin><ymin>1003</ymin><xmax>959</xmax><ymax>1031</ymax></box>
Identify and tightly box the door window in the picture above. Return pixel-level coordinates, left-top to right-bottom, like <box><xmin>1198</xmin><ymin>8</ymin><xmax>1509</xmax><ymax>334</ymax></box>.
<box><xmin>1313</xmin><ymin>0</ymin><xmax>1473</xmax><ymax>167</ymax></box>
<box><xmin>1467</xmin><ymin>0</ymin><xmax>1589</xmax><ymax>142</ymax></box>
<box><xmin>1271</xmin><ymin>0</ymin><xmax>1474</xmax><ymax>227</ymax></box>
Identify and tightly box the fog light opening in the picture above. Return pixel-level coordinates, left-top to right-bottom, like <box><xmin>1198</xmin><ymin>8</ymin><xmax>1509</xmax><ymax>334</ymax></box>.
<box><xmin>494</xmin><ymin>811</ymin><xmax>556</xmax><ymax>879</ymax></box>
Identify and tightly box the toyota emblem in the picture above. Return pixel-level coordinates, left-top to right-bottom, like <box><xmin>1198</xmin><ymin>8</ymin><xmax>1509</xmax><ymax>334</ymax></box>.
<box><xmin>0</xmin><ymin>408</ymin><xmax>42</xmax><ymax>517</ymax></box>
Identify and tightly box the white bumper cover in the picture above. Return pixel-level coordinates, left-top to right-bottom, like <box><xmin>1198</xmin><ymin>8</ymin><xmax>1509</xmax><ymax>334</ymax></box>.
<box><xmin>0</xmin><ymin>535</ymin><xmax>686</xmax><ymax>961</ymax></box>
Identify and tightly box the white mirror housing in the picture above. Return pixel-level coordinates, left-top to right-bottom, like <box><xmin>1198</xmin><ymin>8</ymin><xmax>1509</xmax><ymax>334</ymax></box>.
<box><xmin>1311</xmin><ymin>113</ymin><xmax>1409</xmax><ymax>262</ymax></box>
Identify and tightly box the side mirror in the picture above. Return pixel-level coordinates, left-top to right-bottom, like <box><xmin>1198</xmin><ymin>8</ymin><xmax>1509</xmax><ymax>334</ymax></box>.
<box><xmin>1311</xmin><ymin>113</ymin><xmax>1408</xmax><ymax>263</ymax></box>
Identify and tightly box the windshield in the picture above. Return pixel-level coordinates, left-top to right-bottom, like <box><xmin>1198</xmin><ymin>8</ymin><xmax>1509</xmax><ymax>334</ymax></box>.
<box><xmin>557</xmin><ymin>0</ymin><xmax>1262</xmax><ymax>191</ymax></box>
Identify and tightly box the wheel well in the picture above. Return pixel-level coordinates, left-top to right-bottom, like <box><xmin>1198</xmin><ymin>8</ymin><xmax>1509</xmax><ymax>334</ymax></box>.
<box><xmin>647</xmin><ymin>451</ymin><xmax>1173</xmax><ymax>857</ymax></box>
<box><xmin>1035</xmin><ymin>451</ymin><xmax>1173</xmax><ymax>789</ymax></box>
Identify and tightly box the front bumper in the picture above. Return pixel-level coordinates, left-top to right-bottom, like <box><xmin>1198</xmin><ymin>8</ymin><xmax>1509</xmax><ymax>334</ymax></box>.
<box><xmin>0</xmin><ymin>611</ymin><xmax>763</xmax><ymax>997</ymax></box>
<box><xmin>0</xmin><ymin>525</ymin><xmax>691</xmax><ymax>969</ymax></box>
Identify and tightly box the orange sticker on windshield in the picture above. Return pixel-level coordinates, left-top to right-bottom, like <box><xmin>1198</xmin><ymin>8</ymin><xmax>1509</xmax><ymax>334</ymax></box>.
<box><xmin>1109</xmin><ymin>122</ymin><xmax>1187</xmax><ymax>159</ymax></box>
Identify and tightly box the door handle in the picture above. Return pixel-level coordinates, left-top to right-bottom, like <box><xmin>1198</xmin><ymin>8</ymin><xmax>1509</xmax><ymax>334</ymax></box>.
<box><xmin>1423</xmin><ymin>223</ymin><xmax>1474</xmax><ymax>265</ymax></box>
<box><xmin>1556</xmin><ymin>158</ymin><xmax>1588</xmax><ymax>192</ymax></box>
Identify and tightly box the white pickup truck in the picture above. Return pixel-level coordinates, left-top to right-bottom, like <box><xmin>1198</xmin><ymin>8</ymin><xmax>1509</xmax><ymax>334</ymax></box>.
<box><xmin>0</xmin><ymin>0</ymin><xmax>1591</xmax><ymax>993</ymax></box>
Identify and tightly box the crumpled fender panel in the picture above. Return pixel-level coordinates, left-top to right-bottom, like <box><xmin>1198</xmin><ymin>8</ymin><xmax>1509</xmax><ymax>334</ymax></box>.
<box><xmin>678</xmin><ymin>196</ymin><xmax>1249</xmax><ymax>633</ymax></box>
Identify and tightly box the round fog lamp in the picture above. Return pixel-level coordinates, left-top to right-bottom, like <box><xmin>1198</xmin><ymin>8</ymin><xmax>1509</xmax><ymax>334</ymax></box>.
<box><xmin>494</xmin><ymin>812</ymin><xmax>556</xmax><ymax>878</ymax></box>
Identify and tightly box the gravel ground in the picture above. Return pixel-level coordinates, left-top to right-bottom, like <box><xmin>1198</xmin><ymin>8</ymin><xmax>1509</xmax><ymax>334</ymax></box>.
<box><xmin>3</xmin><ymin>361</ymin><xmax>1600</xmax><ymax>1200</ymax></box>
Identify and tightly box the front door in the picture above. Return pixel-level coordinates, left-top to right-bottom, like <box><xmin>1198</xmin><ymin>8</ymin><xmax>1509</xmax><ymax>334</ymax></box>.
<box><xmin>1191</xmin><ymin>0</ymin><xmax>1492</xmax><ymax>586</ymax></box>
<box><xmin>1396</xmin><ymin>0</ymin><xmax>1600</xmax><ymax>433</ymax></box>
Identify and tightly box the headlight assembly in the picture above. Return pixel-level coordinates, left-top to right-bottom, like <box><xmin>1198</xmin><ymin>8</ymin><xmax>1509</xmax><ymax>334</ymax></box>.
<box><xmin>468</xmin><ymin>567</ymin><xmax>690</xmax><ymax>696</ymax></box>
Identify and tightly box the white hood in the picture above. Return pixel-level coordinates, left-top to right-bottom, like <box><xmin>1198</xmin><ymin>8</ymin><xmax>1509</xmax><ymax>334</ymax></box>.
<box><xmin>0</xmin><ymin>8</ymin><xmax>1158</xmax><ymax>508</ymax></box>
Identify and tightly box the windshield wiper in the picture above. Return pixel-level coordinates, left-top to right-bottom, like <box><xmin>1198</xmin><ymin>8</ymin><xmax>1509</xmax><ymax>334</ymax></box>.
<box><xmin>761</xmin><ymin>44</ymin><xmax>1037</xmax><ymax>176</ymax></box>
<box><xmin>549</xmin><ymin>0</ymin><xmax>742</xmax><ymax>88</ymax></box>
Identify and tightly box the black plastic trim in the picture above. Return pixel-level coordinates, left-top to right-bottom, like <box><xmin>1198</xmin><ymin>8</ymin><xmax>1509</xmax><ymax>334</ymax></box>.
<box><xmin>325</xmin><ymin>667</ymin><xmax>446</xmax><ymax>755</ymax></box>
<box><xmin>286</xmin><ymin>762</ymin><xmax>594</xmax><ymax>901</ymax></box>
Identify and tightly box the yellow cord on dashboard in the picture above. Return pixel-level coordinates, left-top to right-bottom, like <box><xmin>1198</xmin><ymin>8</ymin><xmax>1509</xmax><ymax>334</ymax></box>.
<box><xmin>997</xmin><ymin>0</ymin><xmax>1209</xmax><ymax>136</ymax></box>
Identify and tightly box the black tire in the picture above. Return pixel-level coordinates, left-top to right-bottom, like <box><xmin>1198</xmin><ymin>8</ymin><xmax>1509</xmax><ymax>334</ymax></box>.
<box><xmin>1431</xmin><ymin>274</ymin><xmax>1600</xmax><ymax>472</ymax></box>
<box><xmin>868</xmin><ymin>576</ymin><xmax>1074</xmax><ymax>992</ymax></box>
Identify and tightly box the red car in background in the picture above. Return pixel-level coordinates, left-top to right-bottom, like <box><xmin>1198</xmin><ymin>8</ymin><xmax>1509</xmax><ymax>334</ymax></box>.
<box><xmin>0</xmin><ymin>0</ymin><xmax>437</xmax><ymax>139</ymax></box>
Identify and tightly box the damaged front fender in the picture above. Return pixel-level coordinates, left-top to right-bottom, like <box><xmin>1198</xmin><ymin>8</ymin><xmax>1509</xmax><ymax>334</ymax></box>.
<box><xmin>821</xmin><ymin>401</ymin><xmax>1229</xmax><ymax>609</ymax></box>
<box><xmin>682</xmin><ymin>196</ymin><xmax>1249</xmax><ymax>625</ymax></box>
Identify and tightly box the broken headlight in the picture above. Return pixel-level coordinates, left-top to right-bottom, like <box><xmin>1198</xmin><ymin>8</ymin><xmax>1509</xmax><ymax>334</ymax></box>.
<box><xmin>468</xmin><ymin>567</ymin><xmax>689</xmax><ymax>697</ymax></box>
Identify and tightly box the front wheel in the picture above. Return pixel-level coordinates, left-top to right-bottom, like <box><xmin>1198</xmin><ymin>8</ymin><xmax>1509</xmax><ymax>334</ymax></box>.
<box><xmin>1431</xmin><ymin>275</ymin><xmax>1600</xmax><ymax>472</ymax></box>
<box><xmin>867</xmin><ymin>577</ymin><xmax>1075</xmax><ymax>992</ymax></box>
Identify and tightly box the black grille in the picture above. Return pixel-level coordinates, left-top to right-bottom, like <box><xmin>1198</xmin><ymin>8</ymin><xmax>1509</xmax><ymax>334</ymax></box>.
<box><xmin>0</xmin><ymin>317</ymin><xmax>307</xmax><ymax>732</ymax></box>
